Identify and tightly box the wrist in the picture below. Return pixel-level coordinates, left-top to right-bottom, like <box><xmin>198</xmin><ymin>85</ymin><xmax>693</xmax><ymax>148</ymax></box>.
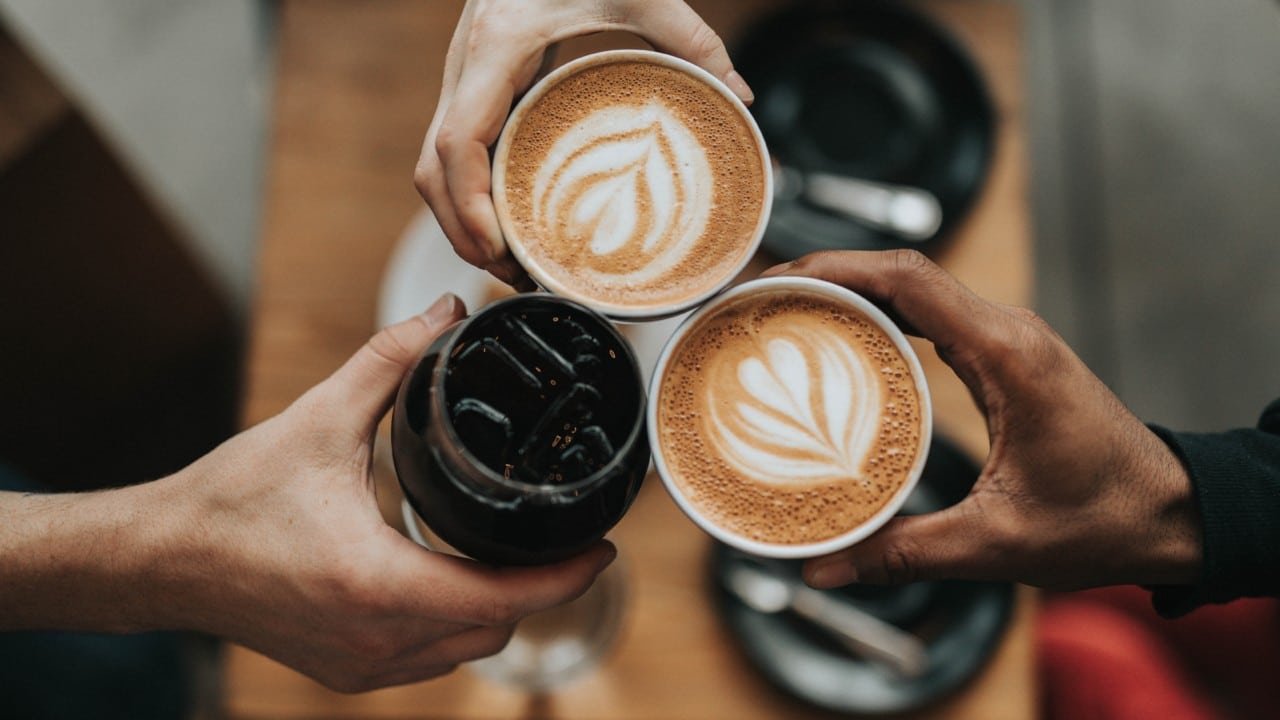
<box><xmin>1134</xmin><ymin>431</ymin><xmax>1203</xmax><ymax>586</ymax></box>
<box><xmin>122</xmin><ymin>463</ymin><xmax>239</xmax><ymax>636</ymax></box>
<box><xmin>112</xmin><ymin>472</ymin><xmax>208</xmax><ymax>632</ymax></box>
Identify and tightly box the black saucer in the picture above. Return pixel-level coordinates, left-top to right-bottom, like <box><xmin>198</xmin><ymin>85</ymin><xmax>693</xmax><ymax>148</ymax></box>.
<box><xmin>710</xmin><ymin>436</ymin><xmax>1014</xmax><ymax>715</ymax></box>
<box><xmin>734</xmin><ymin>1</ymin><xmax>995</xmax><ymax>257</ymax></box>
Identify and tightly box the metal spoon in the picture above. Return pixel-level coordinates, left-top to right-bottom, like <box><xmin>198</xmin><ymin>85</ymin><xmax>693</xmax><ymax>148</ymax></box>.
<box><xmin>724</xmin><ymin>563</ymin><xmax>930</xmax><ymax>678</ymax></box>
<box><xmin>773</xmin><ymin>161</ymin><xmax>943</xmax><ymax>242</ymax></box>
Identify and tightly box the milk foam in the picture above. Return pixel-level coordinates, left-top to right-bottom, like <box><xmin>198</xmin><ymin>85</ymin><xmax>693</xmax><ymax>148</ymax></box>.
<box><xmin>657</xmin><ymin>291</ymin><xmax>924</xmax><ymax>546</ymax></box>
<box><xmin>531</xmin><ymin>102</ymin><xmax>713</xmax><ymax>288</ymax></box>
<box><xmin>708</xmin><ymin>333</ymin><xmax>882</xmax><ymax>486</ymax></box>
<box><xmin>498</xmin><ymin>59</ymin><xmax>767</xmax><ymax>313</ymax></box>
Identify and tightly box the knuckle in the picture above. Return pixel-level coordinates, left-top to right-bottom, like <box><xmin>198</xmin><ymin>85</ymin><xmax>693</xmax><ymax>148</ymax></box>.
<box><xmin>985</xmin><ymin>305</ymin><xmax>1064</xmax><ymax>379</ymax></box>
<box><xmin>434</xmin><ymin>122</ymin><xmax>462</xmax><ymax>160</ymax></box>
<box><xmin>1007</xmin><ymin>304</ymin><xmax>1041</xmax><ymax>325</ymax></box>
<box><xmin>789</xmin><ymin>250</ymin><xmax>842</xmax><ymax>278</ymax></box>
<box><xmin>879</xmin><ymin>542</ymin><xmax>918</xmax><ymax>585</ymax></box>
<box><xmin>455</xmin><ymin>200</ymin><xmax>489</xmax><ymax>238</ymax></box>
<box><xmin>413</xmin><ymin>160</ymin><xmax>439</xmax><ymax>201</ymax></box>
<box><xmin>365</xmin><ymin>324</ymin><xmax>419</xmax><ymax>374</ymax></box>
<box><xmin>686</xmin><ymin>23</ymin><xmax>726</xmax><ymax>64</ymax></box>
<box><xmin>785</xmin><ymin>253</ymin><xmax>818</xmax><ymax>275</ymax></box>
<box><xmin>888</xmin><ymin>248</ymin><xmax>935</xmax><ymax>279</ymax></box>
<box><xmin>467</xmin><ymin>9</ymin><xmax>504</xmax><ymax>46</ymax></box>
<box><xmin>1007</xmin><ymin>306</ymin><xmax>1057</xmax><ymax>346</ymax></box>
<box><xmin>327</xmin><ymin>559</ymin><xmax>393</xmax><ymax>617</ymax></box>
<box><xmin>1017</xmin><ymin>314</ymin><xmax>1058</xmax><ymax>365</ymax></box>
<box><xmin>799</xmin><ymin>249</ymin><xmax>837</xmax><ymax>269</ymax></box>
<box><xmin>480</xmin><ymin>596</ymin><xmax>520</xmax><ymax>627</ymax></box>
<box><xmin>965</xmin><ymin>491</ymin><xmax>1018</xmax><ymax>556</ymax></box>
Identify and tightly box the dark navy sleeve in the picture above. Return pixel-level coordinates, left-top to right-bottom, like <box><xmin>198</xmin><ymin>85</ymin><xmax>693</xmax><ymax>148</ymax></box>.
<box><xmin>1146</xmin><ymin>399</ymin><xmax>1280</xmax><ymax>617</ymax></box>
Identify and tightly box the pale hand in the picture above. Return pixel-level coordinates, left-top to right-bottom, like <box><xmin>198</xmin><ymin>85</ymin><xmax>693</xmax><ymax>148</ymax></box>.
<box><xmin>0</xmin><ymin>294</ymin><xmax>616</xmax><ymax>692</ymax></box>
<box><xmin>415</xmin><ymin>0</ymin><xmax>753</xmax><ymax>288</ymax></box>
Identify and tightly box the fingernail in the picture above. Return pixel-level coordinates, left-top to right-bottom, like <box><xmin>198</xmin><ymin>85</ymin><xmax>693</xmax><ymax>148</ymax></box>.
<box><xmin>423</xmin><ymin>293</ymin><xmax>462</xmax><ymax>325</ymax></box>
<box><xmin>724</xmin><ymin>71</ymin><xmax>754</xmax><ymax>105</ymax></box>
<box><xmin>805</xmin><ymin>558</ymin><xmax>855</xmax><ymax>589</ymax></box>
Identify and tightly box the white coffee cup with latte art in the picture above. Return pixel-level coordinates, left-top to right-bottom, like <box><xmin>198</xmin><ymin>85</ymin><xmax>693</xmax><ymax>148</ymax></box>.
<box><xmin>648</xmin><ymin>277</ymin><xmax>932</xmax><ymax>558</ymax></box>
<box><xmin>493</xmin><ymin>50</ymin><xmax>772</xmax><ymax>321</ymax></box>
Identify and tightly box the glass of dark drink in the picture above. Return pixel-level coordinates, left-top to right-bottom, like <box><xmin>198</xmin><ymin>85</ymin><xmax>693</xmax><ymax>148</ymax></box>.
<box><xmin>391</xmin><ymin>293</ymin><xmax>648</xmax><ymax>688</ymax></box>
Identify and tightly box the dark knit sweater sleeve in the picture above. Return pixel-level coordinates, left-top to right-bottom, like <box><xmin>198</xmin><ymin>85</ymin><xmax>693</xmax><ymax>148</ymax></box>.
<box><xmin>1145</xmin><ymin>398</ymin><xmax>1280</xmax><ymax>617</ymax></box>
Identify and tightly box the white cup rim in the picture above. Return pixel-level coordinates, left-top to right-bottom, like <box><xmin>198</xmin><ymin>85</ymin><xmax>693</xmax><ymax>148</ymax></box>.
<box><xmin>646</xmin><ymin>276</ymin><xmax>933</xmax><ymax>558</ymax></box>
<box><xmin>492</xmin><ymin>49</ymin><xmax>773</xmax><ymax>322</ymax></box>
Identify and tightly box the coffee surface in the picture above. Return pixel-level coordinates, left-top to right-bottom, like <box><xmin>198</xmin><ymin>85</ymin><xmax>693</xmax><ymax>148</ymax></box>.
<box><xmin>443</xmin><ymin>301</ymin><xmax>639</xmax><ymax>486</ymax></box>
<box><xmin>498</xmin><ymin>59</ymin><xmax>766</xmax><ymax>312</ymax></box>
<box><xmin>657</xmin><ymin>290</ymin><xmax>923</xmax><ymax>545</ymax></box>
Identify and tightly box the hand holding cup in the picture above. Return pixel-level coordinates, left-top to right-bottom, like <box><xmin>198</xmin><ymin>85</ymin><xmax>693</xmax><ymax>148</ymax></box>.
<box><xmin>416</xmin><ymin>0</ymin><xmax>755</xmax><ymax>288</ymax></box>
<box><xmin>762</xmin><ymin>251</ymin><xmax>1203</xmax><ymax>592</ymax></box>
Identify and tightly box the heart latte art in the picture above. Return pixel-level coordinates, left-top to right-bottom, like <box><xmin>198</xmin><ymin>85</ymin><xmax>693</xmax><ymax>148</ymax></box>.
<box><xmin>496</xmin><ymin>57</ymin><xmax>767</xmax><ymax>315</ymax></box>
<box><xmin>708</xmin><ymin>333</ymin><xmax>883</xmax><ymax>487</ymax></box>
<box><xmin>657</xmin><ymin>290</ymin><xmax>925</xmax><ymax>546</ymax></box>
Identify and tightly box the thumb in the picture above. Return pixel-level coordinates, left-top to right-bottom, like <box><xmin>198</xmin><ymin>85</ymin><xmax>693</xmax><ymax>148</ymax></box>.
<box><xmin>763</xmin><ymin>250</ymin><xmax>1020</xmax><ymax>400</ymax></box>
<box><xmin>763</xmin><ymin>250</ymin><xmax>1000</xmax><ymax>355</ymax></box>
<box><xmin>318</xmin><ymin>294</ymin><xmax>467</xmax><ymax>431</ymax></box>
<box><xmin>801</xmin><ymin>502</ymin><xmax>986</xmax><ymax>587</ymax></box>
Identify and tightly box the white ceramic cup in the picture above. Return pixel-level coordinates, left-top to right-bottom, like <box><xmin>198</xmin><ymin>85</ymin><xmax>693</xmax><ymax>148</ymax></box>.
<box><xmin>646</xmin><ymin>276</ymin><xmax>933</xmax><ymax>558</ymax></box>
<box><xmin>492</xmin><ymin>49</ymin><xmax>773</xmax><ymax>322</ymax></box>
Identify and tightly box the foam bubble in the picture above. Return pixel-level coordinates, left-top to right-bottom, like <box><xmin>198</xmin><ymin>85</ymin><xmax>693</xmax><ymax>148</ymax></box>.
<box><xmin>529</xmin><ymin>102</ymin><xmax>713</xmax><ymax>286</ymax></box>
<box><xmin>657</xmin><ymin>291</ymin><xmax>924</xmax><ymax>546</ymax></box>
<box><xmin>707</xmin><ymin>330</ymin><xmax>881</xmax><ymax>487</ymax></box>
<box><xmin>500</xmin><ymin>61</ymin><xmax>765</xmax><ymax>310</ymax></box>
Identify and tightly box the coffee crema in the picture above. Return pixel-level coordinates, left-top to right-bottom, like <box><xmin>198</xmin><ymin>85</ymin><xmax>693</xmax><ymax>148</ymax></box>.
<box><xmin>656</xmin><ymin>289</ymin><xmax>924</xmax><ymax>546</ymax></box>
<box><xmin>495</xmin><ymin>56</ymin><xmax>767</xmax><ymax>315</ymax></box>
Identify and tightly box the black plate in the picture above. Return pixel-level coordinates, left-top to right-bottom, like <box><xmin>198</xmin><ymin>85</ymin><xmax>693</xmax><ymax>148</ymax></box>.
<box><xmin>734</xmin><ymin>1</ymin><xmax>995</xmax><ymax>257</ymax></box>
<box><xmin>710</xmin><ymin>435</ymin><xmax>1014</xmax><ymax>715</ymax></box>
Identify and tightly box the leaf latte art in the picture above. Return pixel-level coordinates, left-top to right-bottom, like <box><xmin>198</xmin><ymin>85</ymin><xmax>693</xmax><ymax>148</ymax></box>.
<box><xmin>533</xmin><ymin>103</ymin><xmax>712</xmax><ymax>283</ymax></box>
<box><xmin>707</xmin><ymin>333</ymin><xmax>882</xmax><ymax>487</ymax></box>
<box><xmin>496</xmin><ymin>58</ymin><xmax>768</xmax><ymax>315</ymax></box>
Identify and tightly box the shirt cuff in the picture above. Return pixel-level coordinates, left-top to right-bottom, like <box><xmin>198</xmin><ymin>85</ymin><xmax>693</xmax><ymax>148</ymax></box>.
<box><xmin>1145</xmin><ymin>421</ymin><xmax>1280</xmax><ymax>617</ymax></box>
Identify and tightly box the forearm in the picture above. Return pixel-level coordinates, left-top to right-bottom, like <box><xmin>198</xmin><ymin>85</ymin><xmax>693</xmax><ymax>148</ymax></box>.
<box><xmin>0</xmin><ymin>478</ymin><xmax>187</xmax><ymax>633</ymax></box>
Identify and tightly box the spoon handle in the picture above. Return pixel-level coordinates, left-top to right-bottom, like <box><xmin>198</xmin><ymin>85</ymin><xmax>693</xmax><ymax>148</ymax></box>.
<box><xmin>803</xmin><ymin>172</ymin><xmax>943</xmax><ymax>242</ymax></box>
<box><xmin>790</xmin><ymin>584</ymin><xmax>930</xmax><ymax>677</ymax></box>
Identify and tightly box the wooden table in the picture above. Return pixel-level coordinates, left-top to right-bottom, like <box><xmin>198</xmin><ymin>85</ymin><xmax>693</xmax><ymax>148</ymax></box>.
<box><xmin>226</xmin><ymin>1</ymin><xmax>1034</xmax><ymax>717</ymax></box>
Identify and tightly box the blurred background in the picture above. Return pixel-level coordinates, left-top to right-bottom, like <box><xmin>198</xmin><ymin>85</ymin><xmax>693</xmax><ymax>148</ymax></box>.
<box><xmin>1027</xmin><ymin>0</ymin><xmax>1280</xmax><ymax>431</ymax></box>
<box><xmin>2</xmin><ymin>0</ymin><xmax>1276</xmax><ymax>435</ymax></box>
<box><xmin>1</xmin><ymin>0</ymin><xmax>1277</xmax><ymax>718</ymax></box>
